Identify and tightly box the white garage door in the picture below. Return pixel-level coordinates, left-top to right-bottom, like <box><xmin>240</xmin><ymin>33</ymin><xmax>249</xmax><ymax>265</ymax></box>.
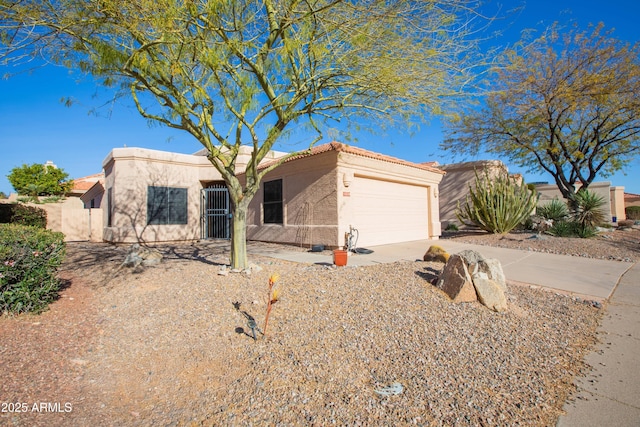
<box><xmin>350</xmin><ymin>176</ymin><xmax>429</xmax><ymax>247</ymax></box>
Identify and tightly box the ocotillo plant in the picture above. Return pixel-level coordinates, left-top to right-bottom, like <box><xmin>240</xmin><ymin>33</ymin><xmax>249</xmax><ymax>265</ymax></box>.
<box><xmin>263</xmin><ymin>273</ymin><xmax>280</xmax><ymax>337</ymax></box>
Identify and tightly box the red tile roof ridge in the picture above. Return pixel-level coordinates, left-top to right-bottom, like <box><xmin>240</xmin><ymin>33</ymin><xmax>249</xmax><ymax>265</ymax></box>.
<box><xmin>72</xmin><ymin>172</ymin><xmax>105</xmax><ymax>191</ymax></box>
<box><xmin>260</xmin><ymin>141</ymin><xmax>444</xmax><ymax>174</ymax></box>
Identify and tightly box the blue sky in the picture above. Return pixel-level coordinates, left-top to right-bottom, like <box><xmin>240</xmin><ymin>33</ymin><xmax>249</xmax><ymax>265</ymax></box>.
<box><xmin>1</xmin><ymin>0</ymin><xmax>639</xmax><ymax>196</ymax></box>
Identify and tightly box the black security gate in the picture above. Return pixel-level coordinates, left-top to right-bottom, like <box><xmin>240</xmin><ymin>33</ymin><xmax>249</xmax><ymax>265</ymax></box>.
<box><xmin>201</xmin><ymin>185</ymin><xmax>231</xmax><ymax>239</ymax></box>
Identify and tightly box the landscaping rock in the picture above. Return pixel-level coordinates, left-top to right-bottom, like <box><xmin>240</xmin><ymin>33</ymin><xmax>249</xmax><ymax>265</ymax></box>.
<box><xmin>435</xmin><ymin>254</ymin><xmax>477</xmax><ymax>302</ymax></box>
<box><xmin>457</xmin><ymin>249</ymin><xmax>485</xmax><ymax>266</ymax></box>
<box><xmin>122</xmin><ymin>244</ymin><xmax>163</xmax><ymax>268</ymax></box>
<box><xmin>435</xmin><ymin>250</ymin><xmax>507</xmax><ymax>311</ymax></box>
<box><xmin>471</xmin><ymin>271</ymin><xmax>508</xmax><ymax>312</ymax></box>
<box><xmin>423</xmin><ymin>245</ymin><xmax>450</xmax><ymax>263</ymax></box>
<box><xmin>478</xmin><ymin>258</ymin><xmax>506</xmax><ymax>291</ymax></box>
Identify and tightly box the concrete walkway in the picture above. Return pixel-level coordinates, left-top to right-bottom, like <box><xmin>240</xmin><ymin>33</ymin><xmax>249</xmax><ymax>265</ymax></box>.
<box><xmin>249</xmin><ymin>239</ymin><xmax>640</xmax><ymax>426</ymax></box>
<box><xmin>556</xmin><ymin>261</ymin><xmax>640</xmax><ymax>427</ymax></box>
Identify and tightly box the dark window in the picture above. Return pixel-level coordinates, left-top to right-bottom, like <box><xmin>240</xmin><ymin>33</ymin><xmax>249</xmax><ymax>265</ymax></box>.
<box><xmin>147</xmin><ymin>186</ymin><xmax>188</xmax><ymax>225</ymax></box>
<box><xmin>263</xmin><ymin>179</ymin><xmax>283</xmax><ymax>224</ymax></box>
<box><xmin>107</xmin><ymin>188</ymin><xmax>113</xmax><ymax>227</ymax></box>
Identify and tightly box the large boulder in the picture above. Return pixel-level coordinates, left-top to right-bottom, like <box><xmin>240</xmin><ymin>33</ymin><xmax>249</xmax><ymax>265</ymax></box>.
<box><xmin>458</xmin><ymin>250</ymin><xmax>506</xmax><ymax>291</ymax></box>
<box><xmin>434</xmin><ymin>250</ymin><xmax>508</xmax><ymax>311</ymax></box>
<box><xmin>435</xmin><ymin>254</ymin><xmax>477</xmax><ymax>302</ymax></box>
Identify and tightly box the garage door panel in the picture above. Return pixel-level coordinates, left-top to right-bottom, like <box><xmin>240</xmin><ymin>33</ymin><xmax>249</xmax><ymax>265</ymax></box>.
<box><xmin>351</xmin><ymin>177</ymin><xmax>429</xmax><ymax>247</ymax></box>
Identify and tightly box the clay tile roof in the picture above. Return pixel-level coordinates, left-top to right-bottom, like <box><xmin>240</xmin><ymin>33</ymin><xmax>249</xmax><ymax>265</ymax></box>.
<box><xmin>72</xmin><ymin>172</ymin><xmax>105</xmax><ymax>192</ymax></box>
<box><xmin>259</xmin><ymin>142</ymin><xmax>445</xmax><ymax>174</ymax></box>
<box><xmin>625</xmin><ymin>192</ymin><xmax>640</xmax><ymax>202</ymax></box>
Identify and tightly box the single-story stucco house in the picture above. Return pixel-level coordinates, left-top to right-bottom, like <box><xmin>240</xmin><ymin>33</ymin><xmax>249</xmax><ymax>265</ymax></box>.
<box><xmin>100</xmin><ymin>142</ymin><xmax>445</xmax><ymax>249</ymax></box>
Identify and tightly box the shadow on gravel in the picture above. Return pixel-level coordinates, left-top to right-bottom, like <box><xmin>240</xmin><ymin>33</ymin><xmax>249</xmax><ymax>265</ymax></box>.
<box><xmin>163</xmin><ymin>244</ymin><xmax>228</xmax><ymax>266</ymax></box>
<box><xmin>415</xmin><ymin>265</ymin><xmax>442</xmax><ymax>285</ymax></box>
<box><xmin>233</xmin><ymin>301</ymin><xmax>261</xmax><ymax>340</ymax></box>
<box><xmin>62</xmin><ymin>243</ymin><xmax>127</xmax><ymax>270</ymax></box>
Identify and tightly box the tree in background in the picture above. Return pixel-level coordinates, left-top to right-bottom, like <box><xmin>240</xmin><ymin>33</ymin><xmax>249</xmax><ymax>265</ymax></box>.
<box><xmin>7</xmin><ymin>163</ymin><xmax>73</xmax><ymax>197</ymax></box>
<box><xmin>1</xmin><ymin>0</ymin><xmax>492</xmax><ymax>268</ymax></box>
<box><xmin>443</xmin><ymin>23</ymin><xmax>640</xmax><ymax>203</ymax></box>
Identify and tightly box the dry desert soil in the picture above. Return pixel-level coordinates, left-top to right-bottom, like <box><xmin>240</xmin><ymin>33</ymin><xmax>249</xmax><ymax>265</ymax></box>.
<box><xmin>1</xmin><ymin>227</ymin><xmax>638</xmax><ymax>426</ymax></box>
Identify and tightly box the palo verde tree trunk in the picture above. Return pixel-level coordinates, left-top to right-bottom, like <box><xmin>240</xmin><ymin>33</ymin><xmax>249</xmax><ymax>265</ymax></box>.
<box><xmin>230</xmin><ymin>198</ymin><xmax>250</xmax><ymax>270</ymax></box>
<box><xmin>226</xmin><ymin>178</ymin><xmax>258</xmax><ymax>270</ymax></box>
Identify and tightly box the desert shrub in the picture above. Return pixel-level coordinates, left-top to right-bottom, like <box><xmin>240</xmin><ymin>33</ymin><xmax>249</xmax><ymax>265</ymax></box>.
<box><xmin>547</xmin><ymin>221</ymin><xmax>579</xmax><ymax>237</ymax></box>
<box><xmin>537</xmin><ymin>198</ymin><xmax>569</xmax><ymax>222</ymax></box>
<box><xmin>0</xmin><ymin>203</ymin><xmax>47</xmax><ymax>228</ymax></box>
<box><xmin>445</xmin><ymin>223</ymin><xmax>459</xmax><ymax>231</ymax></box>
<box><xmin>572</xmin><ymin>189</ymin><xmax>607</xmax><ymax>230</ymax></box>
<box><xmin>456</xmin><ymin>170</ymin><xmax>538</xmax><ymax>235</ymax></box>
<box><xmin>0</xmin><ymin>224</ymin><xmax>66</xmax><ymax>314</ymax></box>
<box><xmin>626</xmin><ymin>206</ymin><xmax>640</xmax><ymax>220</ymax></box>
<box><xmin>545</xmin><ymin>190</ymin><xmax>606</xmax><ymax>239</ymax></box>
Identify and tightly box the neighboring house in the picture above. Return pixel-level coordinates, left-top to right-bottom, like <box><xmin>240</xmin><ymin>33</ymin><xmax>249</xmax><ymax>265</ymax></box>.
<box><xmin>437</xmin><ymin>160</ymin><xmax>514</xmax><ymax>228</ymax></box>
<box><xmin>100</xmin><ymin>142</ymin><xmax>445</xmax><ymax>248</ymax></box>
<box><xmin>3</xmin><ymin>173</ymin><xmax>105</xmax><ymax>241</ymax></box>
<box><xmin>438</xmin><ymin>159</ymin><xmax>627</xmax><ymax>225</ymax></box>
<box><xmin>71</xmin><ymin>172</ymin><xmax>105</xmax><ymax>209</ymax></box>
<box><xmin>625</xmin><ymin>193</ymin><xmax>640</xmax><ymax>209</ymax></box>
<box><xmin>535</xmin><ymin>182</ymin><xmax>626</xmax><ymax>223</ymax></box>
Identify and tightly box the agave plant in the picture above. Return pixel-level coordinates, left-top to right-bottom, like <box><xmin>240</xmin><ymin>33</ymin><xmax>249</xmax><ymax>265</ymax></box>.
<box><xmin>537</xmin><ymin>198</ymin><xmax>569</xmax><ymax>222</ymax></box>
<box><xmin>456</xmin><ymin>169</ymin><xmax>538</xmax><ymax>235</ymax></box>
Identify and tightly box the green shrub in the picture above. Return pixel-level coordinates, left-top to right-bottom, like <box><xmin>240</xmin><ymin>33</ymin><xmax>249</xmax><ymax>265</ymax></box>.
<box><xmin>456</xmin><ymin>170</ymin><xmax>538</xmax><ymax>235</ymax></box>
<box><xmin>0</xmin><ymin>224</ymin><xmax>66</xmax><ymax>314</ymax></box>
<box><xmin>0</xmin><ymin>203</ymin><xmax>47</xmax><ymax>228</ymax></box>
<box><xmin>626</xmin><ymin>206</ymin><xmax>640</xmax><ymax>220</ymax></box>
<box><xmin>537</xmin><ymin>199</ymin><xmax>569</xmax><ymax>222</ymax></box>
<box><xmin>547</xmin><ymin>220</ymin><xmax>575</xmax><ymax>237</ymax></box>
<box><xmin>572</xmin><ymin>189</ymin><xmax>607</xmax><ymax>229</ymax></box>
<box><xmin>445</xmin><ymin>223</ymin><xmax>459</xmax><ymax>231</ymax></box>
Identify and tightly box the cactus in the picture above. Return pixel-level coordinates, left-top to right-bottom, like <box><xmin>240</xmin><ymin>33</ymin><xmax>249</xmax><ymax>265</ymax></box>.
<box><xmin>456</xmin><ymin>170</ymin><xmax>538</xmax><ymax>235</ymax></box>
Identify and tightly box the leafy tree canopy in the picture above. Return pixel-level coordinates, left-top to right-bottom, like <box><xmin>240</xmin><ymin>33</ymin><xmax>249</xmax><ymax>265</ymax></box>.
<box><xmin>1</xmin><ymin>0</ymin><xmax>494</xmax><ymax>267</ymax></box>
<box><xmin>7</xmin><ymin>163</ymin><xmax>74</xmax><ymax>197</ymax></box>
<box><xmin>442</xmin><ymin>23</ymin><xmax>640</xmax><ymax>200</ymax></box>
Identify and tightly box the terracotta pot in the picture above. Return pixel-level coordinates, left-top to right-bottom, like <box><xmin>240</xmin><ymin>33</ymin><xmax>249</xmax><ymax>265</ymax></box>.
<box><xmin>333</xmin><ymin>249</ymin><xmax>348</xmax><ymax>266</ymax></box>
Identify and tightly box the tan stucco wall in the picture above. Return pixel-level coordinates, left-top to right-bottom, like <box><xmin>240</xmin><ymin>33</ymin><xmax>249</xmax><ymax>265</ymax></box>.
<box><xmin>438</xmin><ymin>160</ymin><xmax>508</xmax><ymax>228</ymax></box>
<box><xmin>246</xmin><ymin>150</ymin><xmax>340</xmax><ymax>248</ymax></box>
<box><xmin>80</xmin><ymin>183</ymin><xmax>104</xmax><ymax>209</ymax></box>
<box><xmin>610</xmin><ymin>186</ymin><xmax>626</xmax><ymax>221</ymax></box>
<box><xmin>102</xmin><ymin>147</ymin><xmax>222</xmax><ymax>243</ymax></box>
<box><xmin>246</xmin><ymin>149</ymin><xmax>444</xmax><ymax>248</ymax></box>
<box><xmin>336</xmin><ymin>151</ymin><xmax>443</xmax><ymax>247</ymax></box>
<box><xmin>101</xmin><ymin>145</ymin><xmax>444</xmax><ymax>247</ymax></box>
<box><xmin>22</xmin><ymin>197</ymin><xmax>102</xmax><ymax>242</ymax></box>
<box><xmin>627</xmin><ymin>195</ymin><xmax>640</xmax><ymax>208</ymax></box>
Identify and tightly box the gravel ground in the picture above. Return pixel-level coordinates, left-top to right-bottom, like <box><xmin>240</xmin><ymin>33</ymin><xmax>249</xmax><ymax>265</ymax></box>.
<box><xmin>3</xmin><ymin>228</ymin><xmax>637</xmax><ymax>426</ymax></box>
<box><xmin>440</xmin><ymin>226</ymin><xmax>640</xmax><ymax>263</ymax></box>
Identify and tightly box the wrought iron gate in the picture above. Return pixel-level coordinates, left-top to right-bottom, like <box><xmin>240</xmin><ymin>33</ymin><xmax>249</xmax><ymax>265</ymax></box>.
<box><xmin>201</xmin><ymin>185</ymin><xmax>231</xmax><ymax>239</ymax></box>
